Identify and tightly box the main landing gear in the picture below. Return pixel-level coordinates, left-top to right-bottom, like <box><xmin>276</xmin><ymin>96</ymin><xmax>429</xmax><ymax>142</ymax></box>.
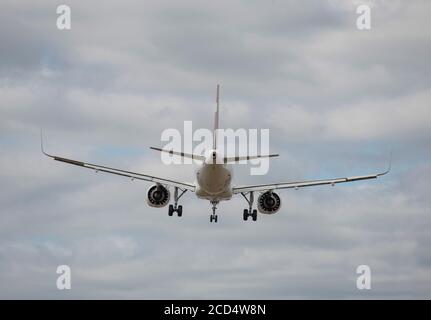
<box><xmin>241</xmin><ymin>191</ymin><xmax>258</xmax><ymax>222</ymax></box>
<box><xmin>210</xmin><ymin>200</ymin><xmax>219</xmax><ymax>223</ymax></box>
<box><xmin>168</xmin><ymin>187</ymin><xmax>187</xmax><ymax>217</ymax></box>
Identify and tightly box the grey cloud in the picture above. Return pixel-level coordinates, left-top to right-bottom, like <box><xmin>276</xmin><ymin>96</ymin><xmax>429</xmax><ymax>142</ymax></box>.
<box><xmin>0</xmin><ymin>0</ymin><xmax>430</xmax><ymax>299</ymax></box>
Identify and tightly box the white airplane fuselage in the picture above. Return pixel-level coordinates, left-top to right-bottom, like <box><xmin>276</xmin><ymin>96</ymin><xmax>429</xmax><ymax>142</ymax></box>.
<box><xmin>195</xmin><ymin>150</ymin><xmax>233</xmax><ymax>201</ymax></box>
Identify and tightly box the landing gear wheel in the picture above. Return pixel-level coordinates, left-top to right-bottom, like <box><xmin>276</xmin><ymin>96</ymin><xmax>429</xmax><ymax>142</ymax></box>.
<box><xmin>243</xmin><ymin>209</ymin><xmax>249</xmax><ymax>221</ymax></box>
<box><xmin>168</xmin><ymin>187</ymin><xmax>187</xmax><ymax>218</ymax></box>
<box><xmin>209</xmin><ymin>200</ymin><xmax>219</xmax><ymax>223</ymax></box>
<box><xmin>252</xmin><ymin>209</ymin><xmax>257</xmax><ymax>221</ymax></box>
<box><xmin>241</xmin><ymin>191</ymin><xmax>258</xmax><ymax>222</ymax></box>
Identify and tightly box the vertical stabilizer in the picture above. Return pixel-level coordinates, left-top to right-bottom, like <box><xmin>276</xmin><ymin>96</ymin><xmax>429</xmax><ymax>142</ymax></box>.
<box><xmin>213</xmin><ymin>84</ymin><xmax>220</xmax><ymax>150</ymax></box>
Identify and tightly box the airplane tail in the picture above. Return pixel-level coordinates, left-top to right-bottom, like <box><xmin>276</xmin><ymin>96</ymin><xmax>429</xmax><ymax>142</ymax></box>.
<box><xmin>212</xmin><ymin>84</ymin><xmax>279</xmax><ymax>163</ymax></box>
<box><xmin>213</xmin><ymin>84</ymin><xmax>220</xmax><ymax>150</ymax></box>
<box><xmin>151</xmin><ymin>85</ymin><xmax>279</xmax><ymax>164</ymax></box>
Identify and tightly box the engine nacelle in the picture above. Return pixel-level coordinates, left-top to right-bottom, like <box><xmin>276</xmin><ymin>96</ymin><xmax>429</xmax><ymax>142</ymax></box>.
<box><xmin>257</xmin><ymin>191</ymin><xmax>281</xmax><ymax>214</ymax></box>
<box><xmin>146</xmin><ymin>184</ymin><xmax>170</xmax><ymax>208</ymax></box>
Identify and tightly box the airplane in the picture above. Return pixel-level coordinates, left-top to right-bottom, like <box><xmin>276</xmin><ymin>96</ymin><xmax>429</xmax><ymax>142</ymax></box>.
<box><xmin>41</xmin><ymin>85</ymin><xmax>391</xmax><ymax>223</ymax></box>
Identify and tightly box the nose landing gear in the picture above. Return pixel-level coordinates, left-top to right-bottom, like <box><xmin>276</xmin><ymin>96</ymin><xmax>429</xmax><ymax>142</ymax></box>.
<box><xmin>210</xmin><ymin>200</ymin><xmax>219</xmax><ymax>223</ymax></box>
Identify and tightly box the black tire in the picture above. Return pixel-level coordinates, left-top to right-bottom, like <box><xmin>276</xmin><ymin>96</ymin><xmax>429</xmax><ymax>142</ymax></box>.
<box><xmin>252</xmin><ymin>209</ymin><xmax>257</xmax><ymax>221</ymax></box>
<box><xmin>243</xmin><ymin>209</ymin><xmax>249</xmax><ymax>221</ymax></box>
<box><xmin>177</xmin><ymin>205</ymin><xmax>183</xmax><ymax>217</ymax></box>
<box><xmin>214</xmin><ymin>215</ymin><xmax>218</xmax><ymax>223</ymax></box>
<box><xmin>210</xmin><ymin>215</ymin><xmax>213</xmax><ymax>223</ymax></box>
<box><xmin>168</xmin><ymin>204</ymin><xmax>174</xmax><ymax>216</ymax></box>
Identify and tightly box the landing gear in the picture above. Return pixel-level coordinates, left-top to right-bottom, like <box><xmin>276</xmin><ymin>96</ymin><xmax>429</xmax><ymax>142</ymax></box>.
<box><xmin>168</xmin><ymin>187</ymin><xmax>187</xmax><ymax>217</ymax></box>
<box><xmin>210</xmin><ymin>200</ymin><xmax>219</xmax><ymax>223</ymax></box>
<box><xmin>243</xmin><ymin>209</ymin><xmax>257</xmax><ymax>221</ymax></box>
<box><xmin>240</xmin><ymin>191</ymin><xmax>258</xmax><ymax>222</ymax></box>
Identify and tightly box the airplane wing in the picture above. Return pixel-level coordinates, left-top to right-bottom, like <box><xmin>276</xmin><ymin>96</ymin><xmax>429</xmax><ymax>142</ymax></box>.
<box><xmin>232</xmin><ymin>164</ymin><xmax>391</xmax><ymax>194</ymax></box>
<box><xmin>41</xmin><ymin>135</ymin><xmax>196</xmax><ymax>192</ymax></box>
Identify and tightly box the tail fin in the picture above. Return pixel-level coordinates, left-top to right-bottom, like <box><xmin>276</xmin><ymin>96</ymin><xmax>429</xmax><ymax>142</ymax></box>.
<box><xmin>213</xmin><ymin>84</ymin><xmax>220</xmax><ymax>150</ymax></box>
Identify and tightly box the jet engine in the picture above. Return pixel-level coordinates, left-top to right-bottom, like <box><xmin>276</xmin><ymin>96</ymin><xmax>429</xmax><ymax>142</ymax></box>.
<box><xmin>257</xmin><ymin>191</ymin><xmax>281</xmax><ymax>214</ymax></box>
<box><xmin>146</xmin><ymin>184</ymin><xmax>170</xmax><ymax>208</ymax></box>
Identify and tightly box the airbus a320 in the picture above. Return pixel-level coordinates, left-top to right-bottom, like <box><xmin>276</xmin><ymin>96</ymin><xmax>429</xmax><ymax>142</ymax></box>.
<box><xmin>41</xmin><ymin>85</ymin><xmax>390</xmax><ymax>223</ymax></box>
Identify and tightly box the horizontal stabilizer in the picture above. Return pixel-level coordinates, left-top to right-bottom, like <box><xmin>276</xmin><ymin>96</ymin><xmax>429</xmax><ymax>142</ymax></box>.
<box><xmin>150</xmin><ymin>147</ymin><xmax>205</xmax><ymax>161</ymax></box>
<box><xmin>223</xmin><ymin>154</ymin><xmax>279</xmax><ymax>164</ymax></box>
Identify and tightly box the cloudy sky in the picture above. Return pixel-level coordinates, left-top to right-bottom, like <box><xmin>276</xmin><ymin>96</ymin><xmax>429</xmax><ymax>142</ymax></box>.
<box><xmin>1</xmin><ymin>0</ymin><xmax>430</xmax><ymax>299</ymax></box>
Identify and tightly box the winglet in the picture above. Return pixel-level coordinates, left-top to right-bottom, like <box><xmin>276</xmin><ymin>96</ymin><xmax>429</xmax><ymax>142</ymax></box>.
<box><xmin>40</xmin><ymin>129</ymin><xmax>53</xmax><ymax>158</ymax></box>
<box><xmin>378</xmin><ymin>149</ymin><xmax>392</xmax><ymax>176</ymax></box>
